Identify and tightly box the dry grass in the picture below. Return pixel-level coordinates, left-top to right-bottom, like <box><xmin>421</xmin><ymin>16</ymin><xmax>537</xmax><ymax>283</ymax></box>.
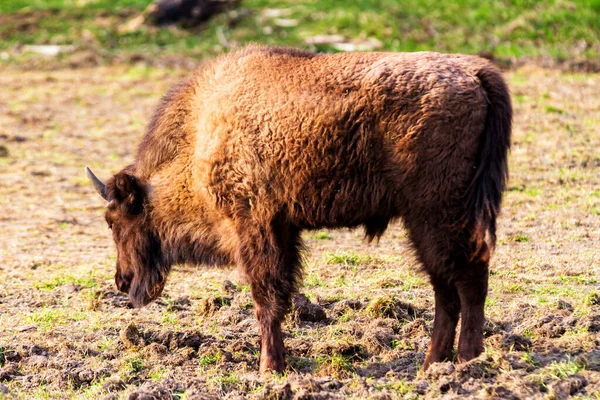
<box><xmin>0</xmin><ymin>63</ymin><xmax>599</xmax><ymax>398</ymax></box>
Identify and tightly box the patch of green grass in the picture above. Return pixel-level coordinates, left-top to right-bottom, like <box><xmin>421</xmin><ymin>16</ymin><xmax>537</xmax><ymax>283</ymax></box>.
<box><xmin>532</xmin><ymin>285</ymin><xmax>577</xmax><ymax>297</ymax></box>
<box><xmin>505</xmin><ymin>283</ymin><xmax>525</xmax><ymax>293</ymax></box>
<box><xmin>304</xmin><ymin>272</ymin><xmax>323</xmax><ymax>289</ymax></box>
<box><xmin>545</xmin><ymin>105</ymin><xmax>566</xmax><ymax>114</ymax></box>
<box><xmin>34</xmin><ymin>274</ymin><xmax>98</xmax><ymax>291</ymax></box>
<box><xmin>236</xmin><ymin>283</ymin><xmax>251</xmax><ymax>292</ymax></box>
<box><xmin>97</xmin><ymin>337</ymin><xmax>115</xmax><ymax>352</ymax></box>
<box><xmin>0</xmin><ymin>0</ymin><xmax>149</xmax><ymax>13</ymax></box>
<box><xmin>374</xmin><ymin>274</ymin><xmax>425</xmax><ymax>290</ymax></box>
<box><xmin>522</xmin><ymin>352</ymin><xmax>541</xmax><ymax>367</ymax></box>
<box><xmin>557</xmin><ymin>274</ymin><xmax>597</xmax><ymax>285</ymax></box>
<box><xmin>148</xmin><ymin>367</ymin><xmax>169</xmax><ymax>381</ymax></box>
<box><xmin>386</xmin><ymin>380</ymin><xmax>413</xmax><ymax>394</ymax></box>
<box><xmin>28</xmin><ymin>386</ymin><xmax>52</xmax><ymax>400</ymax></box>
<box><xmin>506</xmin><ymin>233</ymin><xmax>530</xmax><ymax>243</ymax></box>
<box><xmin>124</xmin><ymin>356</ymin><xmax>144</xmax><ymax>374</ymax></box>
<box><xmin>369</xmin><ymin>378</ymin><xmax>413</xmax><ymax>394</ymax></box>
<box><xmin>337</xmin><ymin>309</ymin><xmax>354</xmax><ymax>323</ymax></box>
<box><xmin>309</xmin><ymin>230</ymin><xmax>332</xmax><ymax>240</ymax></box>
<box><xmin>334</xmin><ymin>274</ymin><xmax>347</xmax><ymax>287</ymax></box>
<box><xmin>514</xmin><ymin>94</ymin><xmax>528</xmax><ymax>103</ymax></box>
<box><xmin>289</xmin><ymin>356</ymin><xmax>315</xmax><ymax>371</ymax></box>
<box><xmin>316</xmin><ymin>353</ymin><xmax>355</xmax><ymax>377</ymax></box>
<box><xmin>1</xmin><ymin>0</ymin><xmax>599</xmax><ymax>64</ymax></box>
<box><xmin>535</xmin><ymin>359</ymin><xmax>585</xmax><ymax>382</ymax></box>
<box><xmin>25</xmin><ymin>308</ymin><xmax>86</xmax><ymax>329</ymax></box>
<box><xmin>199</xmin><ymin>350</ymin><xmax>222</xmax><ymax>366</ymax></box>
<box><xmin>0</xmin><ymin>347</ymin><xmax>5</xmax><ymax>367</ymax></box>
<box><xmin>162</xmin><ymin>311</ymin><xmax>178</xmax><ymax>325</ymax></box>
<box><xmin>390</xmin><ymin>339</ymin><xmax>414</xmax><ymax>351</ymax></box>
<box><xmin>325</xmin><ymin>251</ymin><xmax>374</xmax><ymax>266</ymax></box>
<box><xmin>522</xmin><ymin>329</ymin><xmax>536</xmax><ymax>340</ymax></box>
<box><xmin>208</xmin><ymin>372</ymin><xmax>241</xmax><ymax>391</ymax></box>
<box><xmin>523</xmin><ymin>187</ymin><xmax>541</xmax><ymax>197</ymax></box>
<box><xmin>584</xmin><ymin>292</ymin><xmax>600</xmax><ymax>306</ymax></box>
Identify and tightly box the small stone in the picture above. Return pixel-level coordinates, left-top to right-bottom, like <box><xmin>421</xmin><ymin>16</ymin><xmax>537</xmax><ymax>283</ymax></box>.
<box><xmin>0</xmin><ymin>384</ymin><xmax>9</xmax><ymax>394</ymax></box>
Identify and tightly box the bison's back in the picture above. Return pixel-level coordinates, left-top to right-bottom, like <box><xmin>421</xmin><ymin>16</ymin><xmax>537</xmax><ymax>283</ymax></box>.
<box><xmin>191</xmin><ymin>47</ymin><xmax>492</xmax><ymax>230</ymax></box>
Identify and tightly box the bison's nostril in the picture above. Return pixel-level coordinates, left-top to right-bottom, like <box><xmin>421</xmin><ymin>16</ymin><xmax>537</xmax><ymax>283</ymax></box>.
<box><xmin>115</xmin><ymin>274</ymin><xmax>130</xmax><ymax>294</ymax></box>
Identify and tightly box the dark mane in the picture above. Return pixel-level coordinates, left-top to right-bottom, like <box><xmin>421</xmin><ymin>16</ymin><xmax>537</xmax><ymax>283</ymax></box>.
<box><xmin>135</xmin><ymin>77</ymin><xmax>195</xmax><ymax>180</ymax></box>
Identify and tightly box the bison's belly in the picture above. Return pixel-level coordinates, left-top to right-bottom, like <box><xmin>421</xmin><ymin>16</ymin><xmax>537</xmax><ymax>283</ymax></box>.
<box><xmin>284</xmin><ymin>168</ymin><xmax>400</xmax><ymax>232</ymax></box>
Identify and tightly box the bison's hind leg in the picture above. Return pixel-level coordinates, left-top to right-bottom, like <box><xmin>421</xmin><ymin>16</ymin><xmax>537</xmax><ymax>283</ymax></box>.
<box><xmin>236</xmin><ymin>216</ymin><xmax>303</xmax><ymax>374</ymax></box>
<box><xmin>405</xmin><ymin>219</ymin><xmax>490</xmax><ymax>371</ymax></box>
<box><xmin>454</xmin><ymin>238</ymin><xmax>490</xmax><ymax>363</ymax></box>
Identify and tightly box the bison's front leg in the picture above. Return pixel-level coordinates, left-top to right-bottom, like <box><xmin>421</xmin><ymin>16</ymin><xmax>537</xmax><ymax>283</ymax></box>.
<box><xmin>237</xmin><ymin>222</ymin><xmax>303</xmax><ymax>374</ymax></box>
<box><xmin>253</xmin><ymin>296</ymin><xmax>286</xmax><ymax>373</ymax></box>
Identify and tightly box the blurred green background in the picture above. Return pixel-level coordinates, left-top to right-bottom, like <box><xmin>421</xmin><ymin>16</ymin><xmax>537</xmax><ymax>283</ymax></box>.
<box><xmin>1</xmin><ymin>0</ymin><xmax>599</xmax><ymax>65</ymax></box>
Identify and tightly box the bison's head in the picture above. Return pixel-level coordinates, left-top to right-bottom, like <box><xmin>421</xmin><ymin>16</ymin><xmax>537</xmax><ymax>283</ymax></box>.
<box><xmin>86</xmin><ymin>167</ymin><xmax>168</xmax><ymax>308</ymax></box>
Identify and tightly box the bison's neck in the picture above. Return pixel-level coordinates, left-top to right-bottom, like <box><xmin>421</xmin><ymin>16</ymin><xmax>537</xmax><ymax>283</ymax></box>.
<box><xmin>149</xmin><ymin>167</ymin><xmax>236</xmax><ymax>268</ymax></box>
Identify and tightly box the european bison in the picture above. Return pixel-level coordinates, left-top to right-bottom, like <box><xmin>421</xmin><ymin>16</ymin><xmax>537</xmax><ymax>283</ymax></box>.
<box><xmin>86</xmin><ymin>45</ymin><xmax>511</xmax><ymax>373</ymax></box>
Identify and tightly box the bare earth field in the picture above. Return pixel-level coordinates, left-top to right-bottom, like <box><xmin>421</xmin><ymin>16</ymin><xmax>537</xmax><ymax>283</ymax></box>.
<box><xmin>0</xmin><ymin>63</ymin><xmax>599</xmax><ymax>399</ymax></box>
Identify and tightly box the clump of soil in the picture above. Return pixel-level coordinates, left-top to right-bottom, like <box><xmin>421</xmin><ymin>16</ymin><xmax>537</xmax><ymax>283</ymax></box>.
<box><xmin>366</xmin><ymin>296</ymin><xmax>421</xmax><ymax>321</ymax></box>
<box><xmin>292</xmin><ymin>293</ymin><xmax>327</xmax><ymax>323</ymax></box>
<box><xmin>221</xmin><ymin>280</ymin><xmax>239</xmax><ymax>295</ymax></box>
<box><xmin>361</xmin><ymin>319</ymin><xmax>396</xmax><ymax>354</ymax></box>
<box><xmin>330</xmin><ymin>299</ymin><xmax>364</xmax><ymax>316</ymax></box>
<box><xmin>197</xmin><ymin>296</ymin><xmax>231</xmax><ymax>316</ymax></box>
<box><xmin>500</xmin><ymin>333</ymin><xmax>532</xmax><ymax>351</ymax></box>
<box><xmin>0</xmin><ymin>364</ymin><xmax>19</xmax><ymax>382</ymax></box>
<box><xmin>120</xmin><ymin>323</ymin><xmax>146</xmax><ymax>348</ymax></box>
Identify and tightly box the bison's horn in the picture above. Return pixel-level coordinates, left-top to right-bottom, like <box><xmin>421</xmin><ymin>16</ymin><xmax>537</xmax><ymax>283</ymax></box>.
<box><xmin>85</xmin><ymin>167</ymin><xmax>108</xmax><ymax>201</ymax></box>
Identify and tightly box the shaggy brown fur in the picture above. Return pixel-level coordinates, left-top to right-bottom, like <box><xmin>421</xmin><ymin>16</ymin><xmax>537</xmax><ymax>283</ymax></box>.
<box><xmin>87</xmin><ymin>45</ymin><xmax>512</xmax><ymax>374</ymax></box>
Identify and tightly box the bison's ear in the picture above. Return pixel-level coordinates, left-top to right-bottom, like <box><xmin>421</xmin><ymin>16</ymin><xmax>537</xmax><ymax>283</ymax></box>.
<box><xmin>111</xmin><ymin>172</ymin><xmax>146</xmax><ymax>215</ymax></box>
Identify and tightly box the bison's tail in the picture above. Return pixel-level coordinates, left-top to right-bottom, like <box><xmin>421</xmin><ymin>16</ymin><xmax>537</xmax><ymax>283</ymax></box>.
<box><xmin>468</xmin><ymin>65</ymin><xmax>512</xmax><ymax>248</ymax></box>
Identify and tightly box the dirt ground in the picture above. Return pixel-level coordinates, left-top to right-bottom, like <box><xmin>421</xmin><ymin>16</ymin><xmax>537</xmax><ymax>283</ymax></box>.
<box><xmin>0</xmin><ymin>62</ymin><xmax>599</xmax><ymax>399</ymax></box>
